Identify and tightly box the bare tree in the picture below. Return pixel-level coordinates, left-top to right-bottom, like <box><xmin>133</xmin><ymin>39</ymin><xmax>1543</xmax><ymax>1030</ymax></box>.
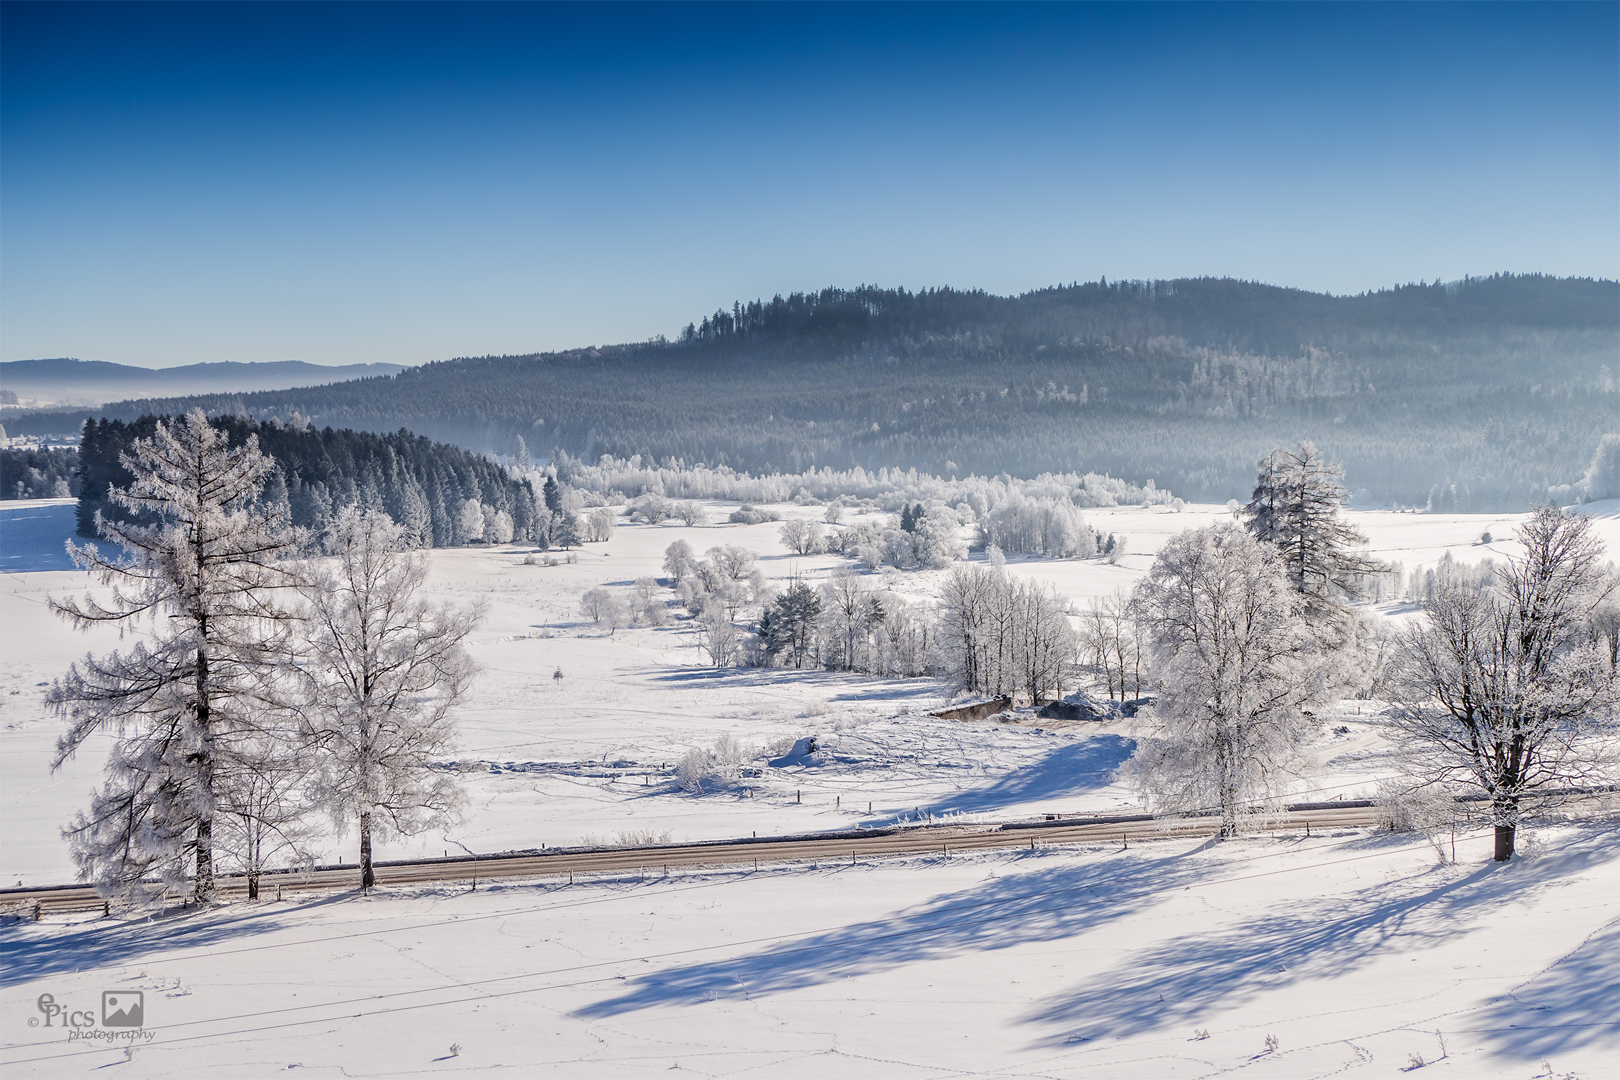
<box><xmin>1081</xmin><ymin>589</ymin><xmax>1143</xmax><ymax>701</ymax></box>
<box><xmin>579</xmin><ymin>586</ymin><xmax>630</xmax><ymax>635</ymax></box>
<box><xmin>696</xmin><ymin>606</ymin><xmax>741</xmax><ymax>666</ymax></box>
<box><xmin>48</xmin><ymin>409</ymin><xmax>301</xmax><ymax>901</ymax></box>
<box><xmin>1128</xmin><ymin>524</ymin><xmax>1324</xmax><ymax>837</ymax></box>
<box><xmin>1011</xmin><ymin>577</ymin><xmax>1075</xmax><ymax>704</ymax></box>
<box><xmin>780</xmin><ymin>519</ymin><xmax>825</xmax><ymax>555</ymax></box>
<box><xmin>295</xmin><ymin>507</ymin><xmax>478</xmax><ymax>889</ymax></box>
<box><xmin>1388</xmin><ymin>507</ymin><xmax>1617</xmax><ymax>861</ymax></box>
<box><xmin>937</xmin><ymin>564</ymin><xmax>1074</xmax><ymax>701</ymax></box>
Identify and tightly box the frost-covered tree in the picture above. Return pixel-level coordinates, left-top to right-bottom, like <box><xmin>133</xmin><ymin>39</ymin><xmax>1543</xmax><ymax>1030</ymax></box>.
<box><xmin>1388</xmin><ymin>506</ymin><xmax>1617</xmax><ymax>861</ymax></box>
<box><xmin>937</xmin><ymin>564</ymin><xmax>1074</xmax><ymax>699</ymax></box>
<box><xmin>586</xmin><ymin>507</ymin><xmax>617</xmax><ymax>542</ymax></box>
<box><xmin>696</xmin><ymin>606</ymin><xmax>741</xmax><ymax>666</ymax></box>
<box><xmin>1128</xmin><ymin>524</ymin><xmax>1324</xmax><ymax>836</ymax></box>
<box><xmin>1578</xmin><ymin>434</ymin><xmax>1620</xmax><ymax>502</ymax></box>
<box><xmin>1242</xmin><ymin>442</ymin><xmax>1376</xmax><ymax>623</ymax></box>
<box><xmin>294</xmin><ymin>507</ymin><xmax>478</xmax><ymax>889</ymax></box>
<box><xmin>456</xmin><ymin>499</ymin><xmax>486</xmax><ymax>545</ymax></box>
<box><xmin>780</xmin><ymin>518</ymin><xmax>825</xmax><ymax>555</ymax></box>
<box><xmin>48</xmin><ymin>409</ymin><xmax>302</xmax><ymax>901</ymax></box>
<box><xmin>662</xmin><ymin>539</ymin><xmax>695</xmax><ymax>584</ymax></box>
<box><xmin>706</xmin><ymin>545</ymin><xmax>757</xmax><ymax>580</ymax></box>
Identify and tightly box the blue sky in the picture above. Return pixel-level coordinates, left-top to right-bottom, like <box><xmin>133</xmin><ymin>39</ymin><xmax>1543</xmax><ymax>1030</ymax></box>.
<box><xmin>3</xmin><ymin>1</ymin><xmax>1615</xmax><ymax>368</ymax></box>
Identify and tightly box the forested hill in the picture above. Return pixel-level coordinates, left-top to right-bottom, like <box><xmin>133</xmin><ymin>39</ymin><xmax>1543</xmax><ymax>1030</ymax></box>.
<box><xmin>13</xmin><ymin>274</ymin><xmax>1618</xmax><ymax>508</ymax></box>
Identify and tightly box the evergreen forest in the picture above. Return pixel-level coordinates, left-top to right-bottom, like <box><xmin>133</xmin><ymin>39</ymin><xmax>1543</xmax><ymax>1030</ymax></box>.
<box><xmin>74</xmin><ymin>415</ymin><xmax>540</xmax><ymax>545</ymax></box>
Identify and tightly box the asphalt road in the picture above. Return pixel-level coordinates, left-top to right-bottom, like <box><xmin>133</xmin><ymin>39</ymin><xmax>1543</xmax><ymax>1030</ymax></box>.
<box><xmin>0</xmin><ymin>804</ymin><xmax>1384</xmax><ymax>916</ymax></box>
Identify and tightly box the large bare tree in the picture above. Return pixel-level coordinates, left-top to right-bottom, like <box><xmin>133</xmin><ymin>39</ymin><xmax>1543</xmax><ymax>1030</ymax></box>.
<box><xmin>1389</xmin><ymin>506</ymin><xmax>1617</xmax><ymax>860</ymax></box>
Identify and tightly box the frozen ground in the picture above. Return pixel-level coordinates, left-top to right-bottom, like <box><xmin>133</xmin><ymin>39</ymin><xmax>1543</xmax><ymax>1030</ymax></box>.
<box><xmin>4</xmin><ymin>497</ymin><xmax>1619</xmax><ymax>884</ymax></box>
<box><xmin>3</xmin><ymin>497</ymin><xmax>1619</xmax><ymax>1077</ymax></box>
<box><xmin>2</xmin><ymin>822</ymin><xmax>1615</xmax><ymax>1077</ymax></box>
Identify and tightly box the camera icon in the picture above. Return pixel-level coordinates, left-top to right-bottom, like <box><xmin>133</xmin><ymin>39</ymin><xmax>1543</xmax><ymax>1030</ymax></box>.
<box><xmin>101</xmin><ymin>991</ymin><xmax>144</xmax><ymax>1027</ymax></box>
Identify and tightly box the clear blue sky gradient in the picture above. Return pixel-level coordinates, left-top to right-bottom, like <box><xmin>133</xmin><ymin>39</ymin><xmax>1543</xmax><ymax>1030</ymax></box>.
<box><xmin>3</xmin><ymin>1</ymin><xmax>1615</xmax><ymax>368</ymax></box>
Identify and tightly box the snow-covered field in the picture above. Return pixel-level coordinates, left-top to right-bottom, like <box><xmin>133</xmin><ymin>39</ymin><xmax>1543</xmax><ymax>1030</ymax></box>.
<box><xmin>3</xmin><ymin>496</ymin><xmax>1618</xmax><ymax>1077</ymax></box>
<box><xmin>3</xmin><ymin>824</ymin><xmax>1615</xmax><ymax>1077</ymax></box>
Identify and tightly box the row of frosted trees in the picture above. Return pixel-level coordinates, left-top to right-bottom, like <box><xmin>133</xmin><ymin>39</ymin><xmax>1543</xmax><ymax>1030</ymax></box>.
<box><xmin>1123</xmin><ymin>442</ymin><xmax>1618</xmax><ymax>859</ymax></box>
<box><xmin>50</xmin><ymin>411</ymin><xmax>479</xmax><ymax>903</ymax></box>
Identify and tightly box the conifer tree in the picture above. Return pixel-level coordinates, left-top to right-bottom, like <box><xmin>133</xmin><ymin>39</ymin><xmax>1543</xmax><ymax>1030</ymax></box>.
<box><xmin>1242</xmin><ymin>442</ymin><xmax>1376</xmax><ymax>624</ymax></box>
<box><xmin>49</xmin><ymin>410</ymin><xmax>301</xmax><ymax>901</ymax></box>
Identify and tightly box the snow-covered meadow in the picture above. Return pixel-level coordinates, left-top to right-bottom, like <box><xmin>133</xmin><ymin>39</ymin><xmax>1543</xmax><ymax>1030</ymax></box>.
<box><xmin>4</xmin><ymin>495</ymin><xmax>1618</xmax><ymax>1077</ymax></box>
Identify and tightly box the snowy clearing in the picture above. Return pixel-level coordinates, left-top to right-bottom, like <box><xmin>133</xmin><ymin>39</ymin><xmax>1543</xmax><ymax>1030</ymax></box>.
<box><xmin>5</xmin><ymin>497</ymin><xmax>1619</xmax><ymax>884</ymax></box>
<box><xmin>3</xmin><ymin>497</ymin><xmax>1619</xmax><ymax>1077</ymax></box>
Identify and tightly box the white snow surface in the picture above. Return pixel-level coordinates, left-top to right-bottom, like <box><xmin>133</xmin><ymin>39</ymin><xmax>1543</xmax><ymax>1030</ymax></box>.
<box><xmin>3</xmin><ymin>497</ymin><xmax>1618</xmax><ymax>1076</ymax></box>
<box><xmin>2</xmin><ymin>826</ymin><xmax>1616</xmax><ymax>1077</ymax></box>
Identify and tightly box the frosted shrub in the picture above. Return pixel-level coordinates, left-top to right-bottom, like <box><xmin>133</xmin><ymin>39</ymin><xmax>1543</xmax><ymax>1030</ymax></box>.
<box><xmin>676</xmin><ymin>734</ymin><xmax>752</xmax><ymax>790</ymax></box>
<box><xmin>630</xmin><ymin>493</ymin><xmax>672</xmax><ymax>523</ymax></box>
<box><xmin>675</xmin><ymin>748</ymin><xmax>717</xmax><ymax>791</ymax></box>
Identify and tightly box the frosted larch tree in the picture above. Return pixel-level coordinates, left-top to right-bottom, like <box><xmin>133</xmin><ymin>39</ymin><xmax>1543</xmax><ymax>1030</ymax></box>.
<box><xmin>49</xmin><ymin>409</ymin><xmax>301</xmax><ymax>902</ymax></box>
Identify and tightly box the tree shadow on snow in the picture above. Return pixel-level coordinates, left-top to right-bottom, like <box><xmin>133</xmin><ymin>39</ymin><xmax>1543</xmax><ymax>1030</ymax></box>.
<box><xmin>860</xmin><ymin>737</ymin><xmax>1135</xmax><ymax>825</ymax></box>
<box><xmin>0</xmin><ymin>893</ymin><xmax>356</xmax><ymax>987</ymax></box>
<box><xmin>1464</xmin><ymin>868</ymin><xmax>1620</xmax><ymax>1053</ymax></box>
<box><xmin>572</xmin><ymin>843</ymin><xmax>1208</xmax><ymax>1019</ymax></box>
<box><xmin>646</xmin><ymin>665</ymin><xmax>945</xmax><ymax>703</ymax></box>
<box><xmin>1018</xmin><ymin>824</ymin><xmax>1620</xmax><ymax>1048</ymax></box>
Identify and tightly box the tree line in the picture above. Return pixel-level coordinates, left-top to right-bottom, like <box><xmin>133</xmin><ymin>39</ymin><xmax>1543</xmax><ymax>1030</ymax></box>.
<box><xmin>73</xmin><ymin>413</ymin><xmax>552</xmax><ymax>548</ymax></box>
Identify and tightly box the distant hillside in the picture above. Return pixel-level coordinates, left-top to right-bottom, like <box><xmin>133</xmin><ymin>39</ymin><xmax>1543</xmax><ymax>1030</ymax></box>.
<box><xmin>0</xmin><ymin>358</ymin><xmax>409</xmax><ymax>407</ymax></box>
<box><xmin>8</xmin><ymin>275</ymin><xmax>1617</xmax><ymax>508</ymax></box>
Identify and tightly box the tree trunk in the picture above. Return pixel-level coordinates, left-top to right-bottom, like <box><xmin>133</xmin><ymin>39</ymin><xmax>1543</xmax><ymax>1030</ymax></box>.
<box><xmin>1493</xmin><ymin>823</ymin><xmax>1516</xmax><ymax>861</ymax></box>
<box><xmin>360</xmin><ymin>811</ymin><xmax>375</xmax><ymax>889</ymax></box>
<box><xmin>195</xmin><ymin>817</ymin><xmax>215</xmax><ymax>900</ymax></box>
<box><xmin>247</xmin><ymin>870</ymin><xmax>259</xmax><ymax>900</ymax></box>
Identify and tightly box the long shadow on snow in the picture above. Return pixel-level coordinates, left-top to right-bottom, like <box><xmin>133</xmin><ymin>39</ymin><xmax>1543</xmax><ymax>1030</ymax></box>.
<box><xmin>0</xmin><ymin>893</ymin><xmax>355</xmax><ymax>987</ymax></box>
<box><xmin>1019</xmin><ymin>824</ymin><xmax>1620</xmax><ymax>1047</ymax></box>
<box><xmin>898</xmin><ymin>737</ymin><xmax>1135</xmax><ymax>822</ymax></box>
<box><xmin>1465</xmin><ymin>882</ymin><xmax>1620</xmax><ymax>1053</ymax></box>
<box><xmin>646</xmin><ymin>665</ymin><xmax>944</xmax><ymax>703</ymax></box>
<box><xmin>572</xmin><ymin>843</ymin><xmax>1207</xmax><ymax>1019</ymax></box>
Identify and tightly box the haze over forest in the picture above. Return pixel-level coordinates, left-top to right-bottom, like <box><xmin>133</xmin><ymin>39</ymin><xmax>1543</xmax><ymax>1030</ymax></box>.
<box><xmin>7</xmin><ymin>273</ymin><xmax>1615</xmax><ymax>509</ymax></box>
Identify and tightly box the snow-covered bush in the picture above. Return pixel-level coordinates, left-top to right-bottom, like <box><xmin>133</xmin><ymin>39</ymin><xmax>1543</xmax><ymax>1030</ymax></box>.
<box><xmin>630</xmin><ymin>493</ymin><xmax>672</xmax><ymax>523</ymax></box>
<box><xmin>729</xmin><ymin>504</ymin><xmax>781</xmax><ymax>524</ymax></box>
